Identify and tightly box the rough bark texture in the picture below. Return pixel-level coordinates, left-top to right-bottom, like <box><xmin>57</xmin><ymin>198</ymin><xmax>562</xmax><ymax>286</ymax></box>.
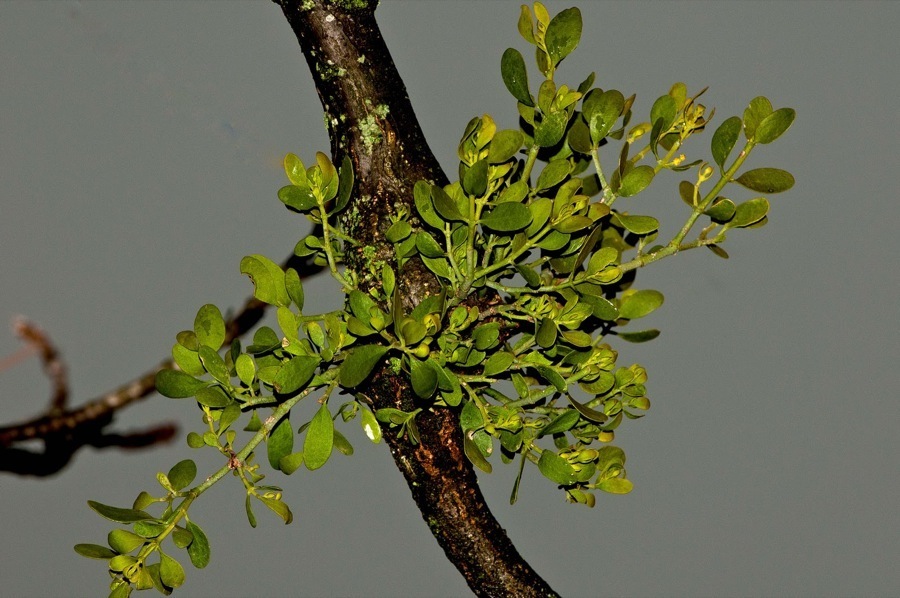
<box><xmin>276</xmin><ymin>1</ymin><xmax>557</xmax><ymax>596</ymax></box>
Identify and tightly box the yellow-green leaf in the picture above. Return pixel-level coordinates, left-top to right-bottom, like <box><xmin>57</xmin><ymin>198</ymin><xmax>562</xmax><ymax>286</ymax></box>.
<box><xmin>304</xmin><ymin>403</ymin><xmax>334</xmax><ymax>471</ymax></box>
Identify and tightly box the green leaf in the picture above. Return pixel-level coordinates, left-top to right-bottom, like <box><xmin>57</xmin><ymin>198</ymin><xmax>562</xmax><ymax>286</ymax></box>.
<box><xmin>172</xmin><ymin>526</ymin><xmax>193</xmax><ymax>549</ymax></box>
<box><xmin>376</xmin><ymin>407</ymin><xmax>410</xmax><ymax>426</ymax></box>
<box><xmin>245</xmin><ymin>494</ymin><xmax>257</xmax><ymax>528</ymax></box>
<box><xmin>568</xmin><ymin>396</ymin><xmax>608</xmax><ymax>423</ymax></box>
<box><xmin>278</xmin><ymin>185</ymin><xmax>317</xmax><ymax>212</ymax></box>
<box><xmin>517</xmin><ymin>4</ymin><xmax>534</xmax><ymax>43</ymax></box>
<box><xmin>283</xmin><ymin>153</ymin><xmax>307</xmax><ymax>187</ymax></box>
<box><xmin>755</xmin><ymin>107</ymin><xmax>795</xmax><ymax>144</ymax></box>
<box><xmin>132</xmin><ymin>491</ymin><xmax>155</xmax><ymax>511</ymax></box>
<box><xmin>414</xmin><ymin>231</ymin><xmax>444</xmax><ymax>258</ymax></box>
<box><xmin>498</xmin><ymin>180</ymin><xmax>528</xmax><ymax>205</ymax></box>
<box><xmin>535</xmin><ymin>159</ymin><xmax>571</xmax><ymax>191</ymax></box>
<box><xmin>194</xmin><ymin>385</ymin><xmax>231</xmax><ymax>408</ymax></box>
<box><xmin>463</xmin><ymin>159</ymin><xmax>489</xmax><ymax>197</ymax></box>
<box><xmin>488</xmin><ymin>129</ymin><xmax>524</xmax><ymax>164</ymax></box>
<box><xmin>348</xmin><ymin>290</ymin><xmax>377</xmax><ymax>323</ymax></box>
<box><xmin>316</xmin><ymin>151</ymin><xmax>337</xmax><ymax>190</ymax></box>
<box><xmin>248</xmin><ymin>326</ymin><xmax>280</xmax><ymax>354</ymax></box>
<box><xmin>463</xmin><ymin>433</ymin><xmax>493</xmax><ymax>473</ymax></box>
<box><xmin>618</xmin><ymin>165</ymin><xmax>655</xmax><ymax>197</ymax></box>
<box><xmin>586</xmin><ymin>246</ymin><xmax>618</xmax><ymax>276</ymax></box>
<box><xmin>526</xmin><ymin>197</ymin><xmax>553</xmax><ymax>236</ymax></box>
<box><xmin>515</xmin><ymin>263</ymin><xmax>542</xmax><ymax>288</ymax></box>
<box><xmin>711</xmin><ymin>116</ymin><xmax>742</xmax><ymax>169</ymax></box>
<box><xmin>542</xmin><ymin>409</ymin><xmax>579</xmax><ymax>436</ymax></box>
<box><xmin>619</xmin><ymin>289</ymin><xmax>665</xmax><ymax>320</ymax></box>
<box><xmin>108</xmin><ymin>529</ymin><xmax>145</xmax><ymax>555</ymax></box>
<box><xmin>537</xmin><ymin>450</ymin><xmax>578</xmax><ymax>485</ymax></box>
<box><xmin>155</xmin><ymin>370</ymin><xmax>207</xmax><ymax>399</ymax></box>
<box><xmin>500</xmin><ymin>48</ymin><xmax>533</xmax><ymax>106</ymax></box>
<box><xmin>360</xmin><ymin>408</ymin><xmax>382</xmax><ymax>443</ymax></box>
<box><xmin>618</xmin><ymin>329</ymin><xmax>661</xmax><ymax>343</ymax></box>
<box><xmin>554</xmin><ymin>215</ymin><xmax>593</xmax><ymax>234</ymax></box>
<box><xmin>108</xmin><ymin>555</ymin><xmax>137</xmax><ymax>573</ymax></box>
<box><xmin>598</xmin><ymin>478</ymin><xmax>634</xmax><ymax>494</ymax></box>
<box><xmin>585</xmin><ymin>89</ymin><xmax>625</xmax><ymax>143</ymax></box>
<box><xmin>650</xmin><ymin>94</ymin><xmax>677</xmax><ymax>131</ymax></box>
<box><xmin>159</xmin><ymin>551</ymin><xmax>185</xmax><ymax>589</ymax></box>
<box><xmin>87</xmin><ymin>501</ymin><xmax>154</xmax><ymax>524</ymax></box>
<box><xmin>385</xmin><ymin>220</ymin><xmax>412</xmax><ymax>243</ymax></box>
<box><xmin>473</xmin><ymin>323</ymin><xmax>501</xmax><ymax>351</ymax></box>
<box><xmin>536</xmin><ymin>317</ymin><xmax>558</xmax><ymax>349</ymax></box>
<box><xmin>581</xmin><ymin>294</ymin><xmax>618</xmax><ymax>321</ymax></box>
<box><xmin>267</xmin><ymin>415</ymin><xmax>294</xmax><ymax>470</ymax></box>
<box><xmin>74</xmin><ymin>543</ymin><xmax>117</xmax><ymax>560</ymax></box>
<box><xmin>534</xmin><ymin>112</ymin><xmax>568</xmax><ymax>147</ymax></box>
<box><xmin>240</xmin><ymin>254</ymin><xmax>289</xmax><ymax>307</ymax></box>
<box><xmin>432</xmin><ymin>185</ymin><xmax>466</xmax><ymax>222</ymax></box>
<box><xmin>734</xmin><ymin>168</ymin><xmax>795</xmax><ymax>193</ymax></box>
<box><xmin>567</xmin><ymin>118</ymin><xmax>593</xmax><ymax>153</ymax></box>
<box><xmin>172</xmin><ymin>344</ymin><xmax>204</xmax><ymax>377</ymax></box>
<box><xmin>409</xmin><ymin>358</ymin><xmax>438</xmax><ymax>399</ymax></box>
<box><xmin>421</xmin><ymin>255</ymin><xmax>453</xmax><ymax>280</ymax></box>
<box><xmin>235</xmin><ymin>353</ymin><xmax>256</xmax><ymax>386</ymax></box>
<box><xmin>258</xmin><ymin>496</ymin><xmax>293</xmax><ymax>524</ymax></box>
<box><xmin>729</xmin><ymin>197</ymin><xmax>770</xmax><ymax>228</ymax></box>
<box><xmin>482</xmin><ymin>351</ymin><xmax>514</xmax><ymax>377</ymax></box>
<box><xmin>185</xmin><ymin>521</ymin><xmax>210</xmax><ymax>569</ymax></box>
<box><xmin>481</xmin><ymin>202</ymin><xmax>532</xmax><ymax>232</ymax></box>
<box><xmin>705</xmin><ymin>197</ymin><xmax>737</xmax><ymax>222</ymax></box>
<box><xmin>193</xmin><ymin>304</ymin><xmax>225</xmax><ymax>350</ymax></box>
<box><xmin>544</xmin><ymin>7</ymin><xmax>582</xmax><ymax>65</ymax></box>
<box><xmin>414</xmin><ymin>181</ymin><xmax>444</xmax><ymax>229</ymax></box>
<box><xmin>279</xmin><ymin>452</ymin><xmax>304</xmax><ymax>475</ymax></box>
<box><xmin>304</xmin><ymin>403</ymin><xmax>334</xmax><ymax>471</ymax></box>
<box><xmin>743</xmin><ymin>96</ymin><xmax>773</xmax><ymax>140</ymax></box>
<box><xmin>273</xmin><ymin>355</ymin><xmax>319</xmax><ymax>395</ymax></box>
<box><xmin>198</xmin><ymin>345</ymin><xmax>229</xmax><ymax>384</ymax></box>
<box><xmin>332</xmin><ymin>428</ymin><xmax>354</xmax><ymax>455</ymax></box>
<box><xmin>166</xmin><ymin>460</ymin><xmax>196</xmax><ymax>491</ymax></box>
<box><xmin>334</xmin><ymin>155</ymin><xmax>354</xmax><ymax>214</ymax></box>
<box><xmin>536</xmin><ymin>365</ymin><xmax>566</xmax><ymax>392</ymax></box>
<box><xmin>284</xmin><ymin>268</ymin><xmax>305</xmax><ymax>312</ymax></box>
<box><xmin>616</xmin><ymin>213</ymin><xmax>659</xmax><ymax>235</ymax></box>
<box><xmin>459</xmin><ymin>399</ymin><xmax>484</xmax><ymax>433</ymax></box>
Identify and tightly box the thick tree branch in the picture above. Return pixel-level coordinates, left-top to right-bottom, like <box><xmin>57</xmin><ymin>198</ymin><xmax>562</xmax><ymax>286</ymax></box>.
<box><xmin>276</xmin><ymin>1</ymin><xmax>556</xmax><ymax>595</ymax></box>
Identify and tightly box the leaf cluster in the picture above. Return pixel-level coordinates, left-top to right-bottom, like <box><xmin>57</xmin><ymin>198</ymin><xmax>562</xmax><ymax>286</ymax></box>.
<box><xmin>78</xmin><ymin>3</ymin><xmax>795</xmax><ymax>594</ymax></box>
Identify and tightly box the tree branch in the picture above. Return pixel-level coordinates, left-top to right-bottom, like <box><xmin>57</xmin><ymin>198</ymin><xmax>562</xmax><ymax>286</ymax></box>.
<box><xmin>0</xmin><ymin>255</ymin><xmax>322</xmax><ymax>475</ymax></box>
<box><xmin>276</xmin><ymin>1</ymin><xmax>556</xmax><ymax>595</ymax></box>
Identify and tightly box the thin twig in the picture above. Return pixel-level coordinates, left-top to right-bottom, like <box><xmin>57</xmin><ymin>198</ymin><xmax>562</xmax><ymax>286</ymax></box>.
<box><xmin>0</xmin><ymin>253</ymin><xmax>323</xmax><ymax>474</ymax></box>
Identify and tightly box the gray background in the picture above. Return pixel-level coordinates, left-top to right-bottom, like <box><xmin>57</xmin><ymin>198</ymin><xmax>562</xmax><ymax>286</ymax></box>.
<box><xmin>1</xmin><ymin>1</ymin><xmax>898</xmax><ymax>596</ymax></box>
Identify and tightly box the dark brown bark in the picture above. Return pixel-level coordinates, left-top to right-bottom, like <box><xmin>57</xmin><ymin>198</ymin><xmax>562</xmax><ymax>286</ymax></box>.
<box><xmin>275</xmin><ymin>1</ymin><xmax>557</xmax><ymax>596</ymax></box>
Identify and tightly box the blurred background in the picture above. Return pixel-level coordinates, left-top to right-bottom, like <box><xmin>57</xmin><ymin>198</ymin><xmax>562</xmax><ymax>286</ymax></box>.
<box><xmin>1</xmin><ymin>1</ymin><xmax>897</xmax><ymax>596</ymax></box>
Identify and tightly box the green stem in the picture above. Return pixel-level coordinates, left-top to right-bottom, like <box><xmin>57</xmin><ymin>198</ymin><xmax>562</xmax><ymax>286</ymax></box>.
<box><xmin>590</xmin><ymin>147</ymin><xmax>615</xmax><ymax>205</ymax></box>
<box><xmin>521</xmin><ymin>145</ymin><xmax>540</xmax><ymax>183</ymax></box>
<box><xmin>618</xmin><ymin>139</ymin><xmax>756</xmax><ymax>275</ymax></box>
<box><xmin>318</xmin><ymin>208</ymin><xmax>351</xmax><ymax>289</ymax></box>
<box><xmin>133</xmin><ymin>384</ymin><xmax>319</xmax><ymax>570</ymax></box>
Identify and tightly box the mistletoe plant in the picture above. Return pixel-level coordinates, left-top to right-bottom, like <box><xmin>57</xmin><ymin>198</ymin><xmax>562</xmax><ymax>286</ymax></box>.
<box><xmin>75</xmin><ymin>3</ymin><xmax>794</xmax><ymax>596</ymax></box>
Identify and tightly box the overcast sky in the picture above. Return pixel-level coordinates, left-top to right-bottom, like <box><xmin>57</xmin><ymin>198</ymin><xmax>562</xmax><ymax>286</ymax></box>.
<box><xmin>2</xmin><ymin>2</ymin><xmax>898</xmax><ymax>596</ymax></box>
